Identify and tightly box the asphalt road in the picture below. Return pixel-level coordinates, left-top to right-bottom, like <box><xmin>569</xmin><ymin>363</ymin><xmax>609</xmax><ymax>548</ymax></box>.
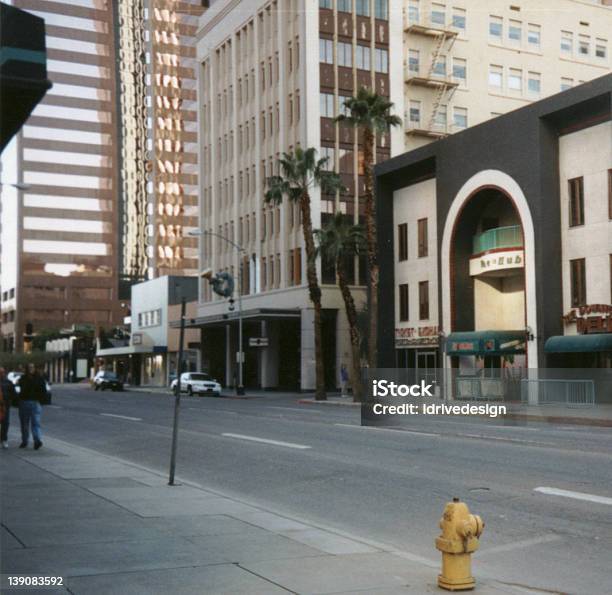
<box><xmin>11</xmin><ymin>385</ymin><xmax>612</xmax><ymax>594</ymax></box>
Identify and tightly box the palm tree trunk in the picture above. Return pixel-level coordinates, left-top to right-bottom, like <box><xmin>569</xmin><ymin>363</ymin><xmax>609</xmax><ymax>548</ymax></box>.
<box><xmin>362</xmin><ymin>127</ymin><xmax>378</xmax><ymax>368</ymax></box>
<box><xmin>300</xmin><ymin>192</ymin><xmax>326</xmax><ymax>401</ymax></box>
<box><xmin>336</xmin><ymin>260</ymin><xmax>363</xmax><ymax>402</ymax></box>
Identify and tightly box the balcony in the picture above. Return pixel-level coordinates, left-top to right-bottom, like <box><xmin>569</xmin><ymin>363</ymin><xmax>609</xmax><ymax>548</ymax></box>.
<box><xmin>404</xmin><ymin>117</ymin><xmax>449</xmax><ymax>138</ymax></box>
<box><xmin>404</xmin><ymin>67</ymin><xmax>459</xmax><ymax>88</ymax></box>
<box><xmin>469</xmin><ymin>225</ymin><xmax>524</xmax><ymax>277</ymax></box>
<box><xmin>404</xmin><ymin>17</ymin><xmax>459</xmax><ymax>37</ymax></box>
<box><xmin>472</xmin><ymin>225</ymin><xmax>523</xmax><ymax>255</ymax></box>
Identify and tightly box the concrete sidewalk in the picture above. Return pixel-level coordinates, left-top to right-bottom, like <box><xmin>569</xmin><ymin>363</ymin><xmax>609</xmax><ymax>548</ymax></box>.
<box><xmin>1</xmin><ymin>439</ymin><xmax>523</xmax><ymax>594</ymax></box>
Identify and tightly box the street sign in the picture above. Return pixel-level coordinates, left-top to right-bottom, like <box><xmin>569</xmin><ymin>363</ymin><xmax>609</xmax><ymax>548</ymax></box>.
<box><xmin>236</xmin><ymin>351</ymin><xmax>245</xmax><ymax>363</ymax></box>
<box><xmin>249</xmin><ymin>337</ymin><xmax>269</xmax><ymax>347</ymax></box>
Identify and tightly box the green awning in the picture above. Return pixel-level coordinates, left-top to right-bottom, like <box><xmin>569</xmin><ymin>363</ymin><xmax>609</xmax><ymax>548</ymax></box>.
<box><xmin>446</xmin><ymin>330</ymin><xmax>526</xmax><ymax>356</ymax></box>
<box><xmin>545</xmin><ymin>334</ymin><xmax>612</xmax><ymax>353</ymax></box>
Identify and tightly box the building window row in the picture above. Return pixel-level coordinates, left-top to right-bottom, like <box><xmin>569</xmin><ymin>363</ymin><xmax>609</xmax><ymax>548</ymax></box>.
<box><xmin>489</xmin><ymin>15</ymin><xmax>540</xmax><ymax>50</ymax></box>
<box><xmin>319</xmin><ymin>38</ymin><xmax>388</xmax><ymax>73</ymax></box>
<box><xmin>407</xmin><ymin>2</ymin><xmax>466</xmax><ymax>31</ymax></box>
<box><xmin>138</xmin><ymin>309</ymin><xmax>162</xmax><ymax>328</ymax></box>
<box><xmin>561</xmin><ymin>31</ymin><xmax>607</xmax><ymax>61</ymax></box>
<box><xmin>488</xmin><ymin>65</ymin><xmax>541</xmax><ymax>96</ymax></box>
<box><xmin>398</xmin><ymin>281</ymin><xmax>430</xmax><ymax>321</ymax></box>
<box><xmin>407</xmin><ymin>101</ymin><xmax>467</xmax><ymax>130</ymax></box>
<box><xmin>397</xmin><ymin>218</ymin><xmax>428</xmax><ymax>261</ymax></box>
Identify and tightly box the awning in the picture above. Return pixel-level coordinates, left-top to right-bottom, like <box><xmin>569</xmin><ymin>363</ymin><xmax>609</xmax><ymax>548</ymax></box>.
<box><xmin>446</xmin><ymin>330</ymin><xmax>526</xmax><ymax>356</ymax></box>
<box><xmin>545</xmin><ymin>334</ymin><xmax>612</xmax><ymax>353</ymax></box>
<box><xmin>171</xmin><ymin>307</ymin><xmax>302</xmax><ymax>329</ymax></box>
<box><xmin>96</xmin><ymin>345</ymin><xmax>167</xmax><ymax>358</ymax></box>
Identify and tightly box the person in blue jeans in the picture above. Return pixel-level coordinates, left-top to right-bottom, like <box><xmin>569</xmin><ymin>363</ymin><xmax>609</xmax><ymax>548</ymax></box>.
<box><xmin>17</xmin><ymin>364</ymin><xmax>48</xmax><ymax>450</ymax></box>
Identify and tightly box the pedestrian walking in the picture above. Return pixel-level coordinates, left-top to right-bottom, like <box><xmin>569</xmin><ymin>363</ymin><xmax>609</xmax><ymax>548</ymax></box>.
<box><xmin>17</xmin><ymin>364</ymin><xmax>49</xmax><ymax>450</ymax></box>
<box><xmin>340</xmin><ymin>363</ymin><xmax>350</xmax><ymax>397</ymax></box>
<box><xmin>0</xmin><ymin>367</ymin><xmax>16</xmax><ymax>449</ymax></box>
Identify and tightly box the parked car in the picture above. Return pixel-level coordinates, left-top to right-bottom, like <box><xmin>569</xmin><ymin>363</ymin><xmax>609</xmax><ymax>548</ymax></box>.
<box><xmin>9</xmin><ymin>372</ymin><xmax>52</xmax><ymax>401</ymax></box>
<box><xmin>170</xmin><ymin>372</ymin><xmax>222</xmax><ymax>396</ymax></box>
<box><xmin>93</xmin><ymin>371</ymin><xmax>123</xmax><ymax>391</ymax></box>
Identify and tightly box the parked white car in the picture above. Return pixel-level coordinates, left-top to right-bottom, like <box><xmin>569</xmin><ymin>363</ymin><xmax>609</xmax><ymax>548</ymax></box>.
<box><xmin>170</xmin><ymin>372</ymin><xmax>222</xmax><ymax>396</ymax></box>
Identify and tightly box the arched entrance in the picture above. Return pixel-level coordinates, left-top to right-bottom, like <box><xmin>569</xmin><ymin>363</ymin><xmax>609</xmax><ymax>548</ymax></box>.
<box><xmin>441</xmin><ymin>170</ymin><xmax>538</xmax><ymax>371</ymax></box>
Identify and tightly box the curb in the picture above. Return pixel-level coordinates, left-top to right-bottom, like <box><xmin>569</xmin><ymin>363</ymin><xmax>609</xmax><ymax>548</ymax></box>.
<box><xmin>504</xmin><ymin>413</ymin><xmax>612</xmax><ymax>428</ymax></box>
<box><xmin>298</xmin><ymin>398</ymin><xmax>360</xmax><ymax>407</ymax></box>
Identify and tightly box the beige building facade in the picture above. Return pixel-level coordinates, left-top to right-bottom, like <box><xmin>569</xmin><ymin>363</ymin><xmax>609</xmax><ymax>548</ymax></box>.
<box><xmin>402</xmin><ymin>0</ymin><xmax>612</xmax><ymax>149</ymax></box>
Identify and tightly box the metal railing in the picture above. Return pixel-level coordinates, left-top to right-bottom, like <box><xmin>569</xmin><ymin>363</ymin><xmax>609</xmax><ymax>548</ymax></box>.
<box><xmin>520</xmin><ymin>379</ymin><xmax>595</xmax><ymax>408</ymax></box>
<box><xmin>472</xmin><ymin>225</ymin><xmax>522</xmax><ymax>255</ymax></box>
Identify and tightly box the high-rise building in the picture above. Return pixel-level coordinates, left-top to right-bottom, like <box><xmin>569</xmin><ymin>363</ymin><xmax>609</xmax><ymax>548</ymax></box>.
<box><xmin>0</xmin><ymin>0</ymin><xmax>203</xmax><ymax>352</ymax></box>
<box><xmin>402</xmin><ymin>0</ymin><xmax>612</xmax><ymax>149</ymax></box>
<box><xmin>192</xmin><ymin>0</ymin><xmax>403</xmax><ymax>390</ymax></box>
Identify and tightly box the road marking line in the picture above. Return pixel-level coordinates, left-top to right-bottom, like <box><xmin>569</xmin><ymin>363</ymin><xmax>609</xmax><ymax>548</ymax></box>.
<box><xmin>478</xmin><ymin>534</ymin><xmax>561</xmax><ymax>557</ymax></box>
<box><xmin>534</xmin><ymin>487</ymin><xmax>612</xmax><ymax>506</ymax></box>
<box><xmin>221</xmin><ymin>433</ymin><xmax>311</xmax><ymax>449</ymax></box>
<box><xmin>100</xmin><ymin>413</ymin><xmax>142</xmax><ymax>421</ymax></box>
<box><xmin>46</xmin><ymin>405</ymin><xmax>62</xmax><ymax>409</ymax></box>
<box><xmin>334</xmin><ymin>423</ymin><xmax>439</xmax><ymax>437</ymax></box>
<box><xmin>459</xmin><ymin>433</ymin><xmax>556</xmax><ymax>446</ymax></box>
<box><xmin>269</xmin><ymin>406</ymin><xmax>322</xmax><ymax>414</ymax></box>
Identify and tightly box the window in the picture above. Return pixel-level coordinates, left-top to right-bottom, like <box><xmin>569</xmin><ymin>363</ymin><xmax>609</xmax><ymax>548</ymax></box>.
<box><xmin>320</xmin><ymin>146</ymin><xmax>335</xmax><ymax>170</ymax></box>
<box><xmin>338</xmin><ymin>0</ymin><xmax>351</xmax><ymax>12</ymax></box>
<box><xmin>561</xmin><ymin>31</ymin><xmax>573</xmax><ymax>54</ymax></box>
<box><xmin>453</xmin><ymin>106</ymin><xmax>467</xmax><ymax>129</ymax></box>
<box><xmin>356</xmin><ymin>0</ymin><xmax>369</xmax><ymax>16</ymax></box>
<box><xmin>579</xmin><ymin>34</ymin><xmax>590</xmax><ymax>55</ymax></box>
<box><xmin>570</xmin><ymin>258</ymin><xmax>586</xmax><ymax>307</ymax></box>
<box><xmin>561</xmin><ymin>77</ymin><xmax>573</xmax><ymax>91</ymax></box>
<box><xmin>398</xmin><ymin>223</ymin><xmax>408</xmax><ymax>261</ymax></box>
<box><xmin>337</xmin><ymin>94</ymin><xmax>351</xmax><ymax>116</ymax></box>
<box><xmin>433</xmin><ymin>54</ymin><xmax>446</xmax><ymax>77</ymax></box>
<box><xmin>338</xmin><ymin>42</ymin><xmax>353</xmax><ymax>68</ymax></box>
<box><xmin>419</xmin><ymin>281</ymin><xmax>429</xmax><ymax>320</ymax></box>
<box><xmin>508</xmin><ymin>68</ymin><xmax>522</xmax><ymax>92</ymax></box>
<box><xmin>489</xmin><ymin>16</ymin><xmax>502</xmax><ymax>40</ymax></box>
<box><xmin>431</xmin><ymin>3</ymin><xmax>445</xmax><ymax>25</ymax></box>
<box><xmin>568</xmin><ymin>177</ymin><xmax>584</xmax><ymax>227</ymax></box>
<box><xmin>488</xmin><ymin>64</ymin><xmax>502</xmax><ymax>88</ymax></box>
<box><xmin>319</xmin><ymin>38</ymin><xmax>333</xmax><ymax>64</ymax></box>
<box><xmin>320</xmin><ymin>92</ymin><xmax>334</xmax><ymax>117</ymax></box>
<box><xmin>417</xmin><ymin>218</ymin><xmax>428</xmax><ymax>257</ymax></box>
<box><xmin>375</xmin><ymin>48</ymin><xmax>388</xmax><ymax>73</ymax></box>
<box><xmin>399</xmin><ymin>284</ymin><xmax>409</xmax><ymax>321</ymax></box>
<box><xmin>452</xmin><ymin>57</ymin><xmax>466</xmax><ymax>82</ymax></box>
<box><xmin>527</xmin><ymin>71</ymin><xmax>541</xmax><ymax>94</ymax></box>
<box><xmin>508</xmin><ymin>19</ymin><xmax>521</xmax><ymax>43</ymax></box>
<box><xmin>409</xmin><ymin>100</ymin><xmax>421</xmax><ymax>124</ymax></box>
<box><xmin>528</xmin><ymin>24</ymin><xmax>540</xmax><ymax>47</ymax></box>
<box><xmin>356</xmin><ymin>44</ymin><xmax>371</xmax><ymax>70</ymax></box>
<box><xmin>595</xmin><ymin>39</ymin><xmax>607</xmax><ymax>59</ymax></box>
<box><xmin>452</xmin><ymin>7</ymin><xmax>466</xmax><ymax>30</ymax></box>
<box><xmin>434</xmin><ymin>104</ymin><xmax>447</xmax><ymax>128</ymax></box>
<box><xmin>375</xmin><ymin>0</ymin><xmax>388</xmax><ymax>20</ymax></box>
<box><xmin>408</xmin><ymin>49</ymin><xmax>419</xmax><ymax>73</ymax></box>
<box><xmin>319</xmin><ymin>0</ymin><xmax>332</xmax><ymax>8</ymax></box>
<box><xmin>408</xmin><ymin>0</ymin><xmax>419</xmax><ymax>24</ymax></box>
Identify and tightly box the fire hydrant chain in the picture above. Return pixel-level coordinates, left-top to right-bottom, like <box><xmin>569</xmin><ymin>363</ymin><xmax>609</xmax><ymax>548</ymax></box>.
<box><xmin>435</xmin><ymin>498</ymin><xmax>484</xmax><ymax>591</ymax></box>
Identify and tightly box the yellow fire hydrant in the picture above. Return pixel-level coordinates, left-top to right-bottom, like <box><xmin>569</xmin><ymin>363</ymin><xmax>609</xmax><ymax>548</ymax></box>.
<box><xmin>435</xmin><ymin>498</ymin><xmax>484</xmax><ymax>591</ymax></box>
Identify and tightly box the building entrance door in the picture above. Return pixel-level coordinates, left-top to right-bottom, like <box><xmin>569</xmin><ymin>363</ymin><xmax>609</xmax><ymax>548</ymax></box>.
<box><xmin>416</xmin><ymin>351</ymin><xmax>437</xmax><ymax>387</ymax></box>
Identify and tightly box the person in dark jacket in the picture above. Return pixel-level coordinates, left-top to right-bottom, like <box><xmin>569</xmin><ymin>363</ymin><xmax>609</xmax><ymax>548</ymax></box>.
<box><xmin>0</xmin><ymin>367</ymin><xmax>16</xmax><ymax>449</ymax></box>
<box><xmin>17</xmin><ymin>364</ymin><xmax>48</xmax><ymax>450</ymax></box>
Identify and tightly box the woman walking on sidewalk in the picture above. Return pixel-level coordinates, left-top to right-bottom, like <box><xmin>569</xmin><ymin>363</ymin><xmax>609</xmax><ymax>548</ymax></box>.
<box><xmin>0</xmin><ymin>367</ymin><xmax>16</xmax><ymax>449</ymax></box>
<box><xmin>17</xmin><ymin>364</ymin><xmax>48</xmax><ymax>450</ymax></box>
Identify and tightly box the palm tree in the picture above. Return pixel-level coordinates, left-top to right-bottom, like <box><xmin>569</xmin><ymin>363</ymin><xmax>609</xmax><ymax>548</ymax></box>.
<box><xmin>265</xmin><ymin>147</ymin><xmax>344</xmax><ymax>401</ymax></box>
<box><xmin>315</xmin><ymin>213</ymin><xmax>366</xmax><ymax>402</ymax></box>
<box><xmin>335</xmin><ymin>88</ymin><xmax>401</xmax><ymax>368</ymax></box>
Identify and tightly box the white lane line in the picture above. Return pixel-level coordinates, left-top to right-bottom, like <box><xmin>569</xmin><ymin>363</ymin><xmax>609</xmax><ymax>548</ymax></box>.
<box><xmin>334</xmin><ymin>423</ymin><xmax>439</xmax><ymax>437</ymax></box>
<box><xmin>478</xmin><ymin>534</ymin><xmax>561</xmax><ymax>557</ymax></box>
<box><xmin>269</xmin><ymin>406</ymin><xmax>322</xmax><ymax>414</ymax></box>
<box><xmin>221</xmin><ymin>433</ymin><xmax>311</xmax><ymax>450</ymax></box>
<box><xmin>534</xmin><ymin>487</ymin><xmax>612</xmax><ymax>506</ymax></box>
<box><xmin>459</xmin><ymin>433</ymin><xmax>556</xmax><ymax>446</ymax></box>
<box><xmin>100</xmin><ymin>413</ymin><xmax>142</xmax><ymax>422</ymax></box>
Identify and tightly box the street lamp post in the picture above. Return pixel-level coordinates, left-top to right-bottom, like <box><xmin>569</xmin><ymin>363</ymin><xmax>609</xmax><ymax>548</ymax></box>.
<box><xmin>189</xmin><ymin>229</ymin><xmax>245</xmax><ymax>396</ymax></box>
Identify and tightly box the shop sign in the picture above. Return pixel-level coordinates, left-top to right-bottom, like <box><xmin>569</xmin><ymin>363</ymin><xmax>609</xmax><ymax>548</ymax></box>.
<box><xmin>469</xmin><ymin>250</ymin><xmax>523</xmax><ymax>276</ymax></box>
<box><xmin>395</xmin><ymin>326</ymin><xmax>439</xmax><ymax>348</ymax></box>
<box><xmin>563</xmin><ymin>305</ymin><xmax>612</xmax><ymax>334</ymax></box>
<box><xmin>132</xmin><ymin>333</ymin><xmax>143</xmax><ymax>345</ymax></box>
